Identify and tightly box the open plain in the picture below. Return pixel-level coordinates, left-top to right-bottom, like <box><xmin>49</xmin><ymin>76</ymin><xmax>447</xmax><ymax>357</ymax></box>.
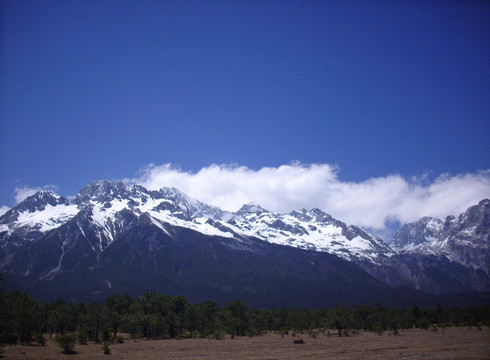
<box><xmin>3</xmin><ymin>327</ymin><xmax>489</xmax><ymax>360</ymax></box>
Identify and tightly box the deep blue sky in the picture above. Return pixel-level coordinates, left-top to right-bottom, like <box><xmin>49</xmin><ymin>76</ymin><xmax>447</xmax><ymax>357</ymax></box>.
<box><xmin>1</xmin><ymin>0</ymin><xmax>489</xmax><ymax>207</ymax></box>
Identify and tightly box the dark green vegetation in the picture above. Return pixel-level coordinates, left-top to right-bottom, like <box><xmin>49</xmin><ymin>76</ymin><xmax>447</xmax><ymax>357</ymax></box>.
<box><xmin>1</xmin><ymin>287</ymin><xmax>489</xmax><ymax>353</ymax></box>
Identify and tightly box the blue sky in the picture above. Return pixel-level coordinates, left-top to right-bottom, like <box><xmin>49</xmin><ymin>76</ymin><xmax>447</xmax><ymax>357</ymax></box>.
<box><xmin>1</xmin><ymin>0</ymin><xmax>489</xmax><ymax>232</ymax></box>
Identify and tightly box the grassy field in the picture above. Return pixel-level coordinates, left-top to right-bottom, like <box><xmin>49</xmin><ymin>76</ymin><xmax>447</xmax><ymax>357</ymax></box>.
<box><xmin>3</xmin><ymin>327</ymin><xmax>489</xmax><ymax>360</ymax></box>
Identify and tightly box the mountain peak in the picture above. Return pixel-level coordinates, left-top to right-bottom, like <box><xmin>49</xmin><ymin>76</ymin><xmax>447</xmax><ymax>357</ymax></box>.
<box><xmin>155</xmin><ymin>186</ymin><xmax>228</xmax><ymax>221</ymax></box>
<box><xmin>0</xmin><ymin>190</ymin><xmax>66</xmax><ymax>223</ymax></box>
<box><xmin>0</xmin><ymin>189</ymin><xmax>76</xmax><ymax>239</ymax></box>
<box><xmin>391</xmin><ymin>216</ymin><xmax>444</xmax><ymax>250</ymax></box>
<box><xmin>479</xmin><ymin>198</ymin><xmax>490</xmax><ymax>206</ymax></box>
<box><xmin>235</xmin><ymin>202</ymin><xmax>269</xmax><ymax>216</ymax></box>
<box><xmin>159</xmin><ymin>186</ymin><xmax>194</xmax><ymax>201</ymax></box>
<box><xmin>12</xmin><ymin>189</ymin><xmax>69</xmax><ymax>214</ymax></box>
<box><xmin>75</xmin><ymin>180</ymin><xmax>135</xmax><ymax>205</ymax></box>
<box><xmin>392</xmin><ymin>200</ymin><xmax>489</xmax><ymax>272</ymax></box>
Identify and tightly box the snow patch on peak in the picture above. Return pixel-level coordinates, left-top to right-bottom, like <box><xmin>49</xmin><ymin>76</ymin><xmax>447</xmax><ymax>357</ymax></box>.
<box><xmin>147</xmin><ymin>210</ymin><xmax>234</xmax><ymax>239</ymax></box>
<box><xmin>14</xmin><ymin>203</ymin><xmax>79</xmax><ymax>232</ymax></box>
<box><xmin>426</xmin><ymin>218</ymin><xmax>443</xmax><ymax>232</ymax></box>
<box><xmin>222</xmin><ymin>207</ymin><xmax>392</xmax><ymax>263</ymax></box>
<box><xmin>88</xmin><ymin>198</ymin><xmax>131</xmax><ymax>243</ymax></box>
<box><xmin>148</xmin><ymin>216</ymin><xmax>172</xmax><ymax>237</ymax></box>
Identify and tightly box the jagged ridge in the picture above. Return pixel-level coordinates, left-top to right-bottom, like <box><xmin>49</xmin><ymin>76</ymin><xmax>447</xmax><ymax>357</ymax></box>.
<box><xmin>0</xmin><ymin>180</ymin><xmax>488</xmax><ymax>301</ymax></box>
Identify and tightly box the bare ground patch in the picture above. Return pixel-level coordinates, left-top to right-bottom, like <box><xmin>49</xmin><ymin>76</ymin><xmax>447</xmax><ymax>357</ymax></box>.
<box><xmin>3</xmin><ymin>327</ymin><xmax>490</xmax><ymax>360</ymax></box>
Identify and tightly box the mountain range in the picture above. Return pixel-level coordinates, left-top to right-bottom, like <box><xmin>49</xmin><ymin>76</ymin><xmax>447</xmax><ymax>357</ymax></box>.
<box><xmin>0</xmin><ymin>180</ymin><xmax>488</xmax><ymax>308</ymax></box>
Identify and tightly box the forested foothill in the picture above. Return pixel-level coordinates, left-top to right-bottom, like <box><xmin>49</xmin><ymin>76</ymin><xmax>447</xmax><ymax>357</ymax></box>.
<box><xmin>1</xmin><ymin>283</ymin><xmax>489</xmax><ymax>355</ymax></box>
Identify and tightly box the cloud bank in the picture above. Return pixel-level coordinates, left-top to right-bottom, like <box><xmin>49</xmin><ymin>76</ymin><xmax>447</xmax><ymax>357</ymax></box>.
<box><xmin>0</xmin><ymin>206</ymin><xmax>9</xmax><ymax>217</ymax></box>
<box><xmin>129</xmin><ymin>163</ymin><xmax>490</xmax><ymax>233</ymax></box>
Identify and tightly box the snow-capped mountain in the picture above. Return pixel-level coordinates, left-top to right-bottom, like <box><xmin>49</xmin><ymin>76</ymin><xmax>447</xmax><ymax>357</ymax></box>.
<box><xmin>0</xmin><ymin>181</ymin><xmax>403</xmax><ymax>307</ymax></box>
<box><xmin>0</xmin><ymin>180</ymin><xmax>488</xmax><ymax>305</ymax></box>
<box><xmin>0</xmin><ymin>180</ymin><xmax>392</xmax><ymax>264</ymax></box>
<box><xmin>392</xmin><ymin>199</ymin><xmax>489</xmax><ymax>272</ymax></box>
<box><xmin>0</xmin><ymin>190</ymin><xmax>78</xmax><ymax>249</ymax></box>
<box><xmin>0</xmin><ymin>181</ymin><xmax>229</xmax><ymax>250</ymax></box>
<box><xmin>392</xmin><ymin>217</ymin><xmax>444</xmax><ymax>251</ymax></box>
<box><xmin>225</xmin><ymin>205</ymin><xmax>394</xmax><ymax>264</ymax></box>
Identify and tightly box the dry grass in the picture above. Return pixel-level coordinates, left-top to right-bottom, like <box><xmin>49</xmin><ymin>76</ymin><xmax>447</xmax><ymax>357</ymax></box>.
<box><xmin>3</xmin><ymin>327</ymin><xmax>490</xmax><ymax>360</ymax></box>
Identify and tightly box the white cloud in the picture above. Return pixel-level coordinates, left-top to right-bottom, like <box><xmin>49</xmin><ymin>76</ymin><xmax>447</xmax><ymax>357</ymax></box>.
<box><xmin>128</xmin><ymin>163</ymin><xmax>490</xmax><ymax>234</ymax></box>
<box><xmin>0</xmin><ymin>206</ymin><xmax>9</xmax><ymax>217</ymax></box>
<box><xmin>14</xmin><ymin>186</ymin><xmax>42</xmax><ymax>204</ymax></box>
<box><xmin>12</xmin><ymin>184</ymin><xmax>60</xmax><ymax>204</ymax></box>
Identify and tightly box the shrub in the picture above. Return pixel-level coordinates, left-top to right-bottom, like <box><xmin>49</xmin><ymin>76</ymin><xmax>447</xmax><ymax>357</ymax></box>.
<box><xmin>101</xmin><ymin>327</ymin><xmax>112</xmax><ymax>343</ymax></box>
<box><xmin>212</xmin><ymin>330</ymin><xmax>223</xmax><ymax>340</ymax></box>
<box><xmin>35</xmin><ymin>332</ymin><xmax>46</xmax><ymax>346</ymax></box>
<box><xmin>416</xmin><ymin>318</ymin><xmax>429</xmax><ymax>330</ymax></box>
<box><xmin>372</xmin><ymin>324</ymin><xmax>384</xmax><ymax>336</ymax></box>
<box><xmin>102</xmin><ymin>342</ymin><xmax>111</xmax><ymax>355</ymax></box>
<box><xmin>77</xmin><ymin>328</ymin><xmax>88</xmax><ymax>345</ymax></box>
<box><xmin>55</xmin><ymin>333</ymin><xmax>76</xmax><ymax>354</ymax></box>
<box><xmin>0</xmin><ymin>333</ymin><xmax>18</xmax><ymax>345</ymax></box>
<box><xmin>19</xmin><ymin>330</ymin><xmax>33</xmax><ymax>345</ymax></box>
<box><xmin>246</xmin><ymin>328</ymin><xmax>260</xmax><ymax>337</ymax></box>
<box><xmin>115</xmin><ymin>335</ymin><xmax>124</xmax><ymax>344</ymax></box>
<box><xmin>279</xmin><ymin>327</ymin><xmax>289</xmax><ymax>337</ymax></box>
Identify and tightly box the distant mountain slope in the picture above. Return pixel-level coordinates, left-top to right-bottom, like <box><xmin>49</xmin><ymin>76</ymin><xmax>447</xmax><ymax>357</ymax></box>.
<box><xmin>379</xmin><ymin>199</ymin><xmax>490</xmax><ymax>294</ymax></box>
<box><xmin>0</xmin><ymin>180</ymin><xmax>488</xmax><ymax>306</ymax></box>
<box><xmin>392</xmin><ymin>199</ymin><xmax>489</xmax><ymax>272</ymax></box>
<box><xmin>0</xmin><ymin>180</ymin><xmax>394</xmax><ymax>263</ymax></box>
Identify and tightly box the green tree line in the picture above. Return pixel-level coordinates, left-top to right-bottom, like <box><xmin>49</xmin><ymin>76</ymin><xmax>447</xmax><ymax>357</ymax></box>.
<box><xmin>1</xmin><ymin>287</ymin><xmax>489</xmax><ymax>347</ymax></box>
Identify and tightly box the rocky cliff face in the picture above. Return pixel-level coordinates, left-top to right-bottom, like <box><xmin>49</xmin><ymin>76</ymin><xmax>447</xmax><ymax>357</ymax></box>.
<box><xmin>392</xmin><ymin>199</ymin><xmax>489</xmax><ymax>273</ymax></box>
<box><xmin>383</xmin><ymin>199</ymin><xmax>489</xmax><ymax>294</ymax></box>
